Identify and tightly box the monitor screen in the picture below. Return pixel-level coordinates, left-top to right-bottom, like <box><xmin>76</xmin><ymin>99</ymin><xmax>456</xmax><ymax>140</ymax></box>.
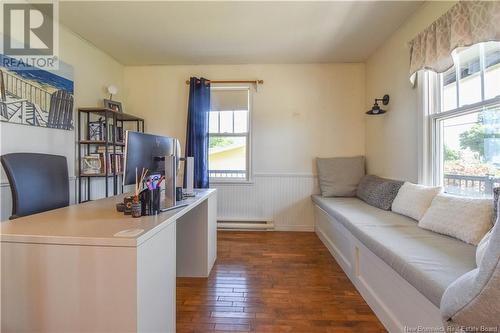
<box><xmin>123</xmin><ymin>131</ymin><xmax>176</xmax><ymax>186</ymax></box>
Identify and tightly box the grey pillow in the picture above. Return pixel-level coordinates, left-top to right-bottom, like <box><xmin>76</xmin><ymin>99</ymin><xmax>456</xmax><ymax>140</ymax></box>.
<box><xmin>316</xmin><ymin>156</ymin><xmax>365</xmax><ymax>197</ymax></box>
<box><xmin>494</xmin><ymin>187</ymin><xmax>499</xmax><ymax>224</ymax></box>
<box><xmin>356</xmin><ymin>175</ymin><xmax>404</xmax><ymax>211</ymax></box>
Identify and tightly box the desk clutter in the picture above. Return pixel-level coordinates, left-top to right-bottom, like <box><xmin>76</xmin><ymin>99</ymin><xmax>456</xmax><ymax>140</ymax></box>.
<box><xmin>115</xmin><ymin>167</ymin><xmax>186</xmax><ymax>218</ymax></box>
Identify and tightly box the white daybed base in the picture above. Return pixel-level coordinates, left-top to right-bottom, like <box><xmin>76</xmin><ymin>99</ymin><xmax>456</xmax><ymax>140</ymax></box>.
<box><xmin>314</xmin><ymin>204</ymin><xmax>443</xmax><ymax>332</ymax></box>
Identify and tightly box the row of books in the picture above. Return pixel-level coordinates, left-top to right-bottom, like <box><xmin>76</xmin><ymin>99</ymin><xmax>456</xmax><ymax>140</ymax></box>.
<box><xmin>88</xmin><ymin>121</ymin><xmax>124</xmax><ymax>142</ymax></box>
<box><xmin>81</xmin><ymin>153</ymin><xmax>123</xmax><ymax>175</ymax></box>
<box><xmin>96</xmin><ymin>146</ymin><xmax>124</xmax><ymax>174</ymax></box>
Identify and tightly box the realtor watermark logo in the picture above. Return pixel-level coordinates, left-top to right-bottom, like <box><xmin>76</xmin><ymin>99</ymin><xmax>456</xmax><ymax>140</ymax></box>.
<box><xmin>1</xmin><ymin>0</ymin><xmax>59</xmax><ymax>70</ymax></box>
<box><xmin>404</xmin><ymin>326</ymin><xmax>498</xmax><ymax>332</ymax></box>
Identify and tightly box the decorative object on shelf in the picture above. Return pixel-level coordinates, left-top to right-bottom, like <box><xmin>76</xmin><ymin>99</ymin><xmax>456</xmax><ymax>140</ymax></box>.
<box><xmin>88</xmin><ymin>118</ymin><xmax>105</xmax><ymax>140</ymax></box>
<box><xmin>81</xmin><ymin>154</ymin><xmax>102</xmax><ymax>175</ymax></box>
<box><xmin>104</xmin><ymin>99</ymin><xmax>123</xmax><ymax>113</ymax></box>
<box><xmin>366</xmin><ymin>94</ymin><xmax>390</xmax><ymax>115</ymax></box>
<box><xmin>107</xmin><ymin>85</ymin><xmax>118</xmax><ymax>100</ymax></box>
<box><xmin>0</xmin><ymin>53</ymin><xmax>74</xmax><ymax>130</ymax></box>
<box><xmin>78</xmin><ymin>107</ymin><xmax>144</xmax><ymax>203</ymax></box>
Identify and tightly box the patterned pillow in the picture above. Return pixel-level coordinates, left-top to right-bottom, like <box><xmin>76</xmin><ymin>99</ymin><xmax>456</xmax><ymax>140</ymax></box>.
<box><xmin>356</xmin><ymin>175</ymin><xmax>404</xmax><ymax>211</ymax></box>
<box><xmin>494</xmin><ymin>187</ymin><xmax>499</xmax><ymax>224</ymax></box>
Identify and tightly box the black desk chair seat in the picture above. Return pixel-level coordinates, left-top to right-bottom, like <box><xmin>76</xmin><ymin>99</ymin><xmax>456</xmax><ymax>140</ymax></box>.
<box><xmin>1</xmin><ymin>153</ymin><xmax>69</xmax><ymax>220</ymax></box>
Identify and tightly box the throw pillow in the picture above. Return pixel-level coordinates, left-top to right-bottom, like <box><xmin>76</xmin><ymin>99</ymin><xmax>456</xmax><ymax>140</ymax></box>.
<box><xmin>316</xmin><ymin>156</ymin><xmax>365</xmax><ymax>197</ymax></box>
<box><xmin>418</xmin><ymin>194</ymin><xmax>493</xmax><ymax>245</ymax></box>
<box><xmin>356</xmin><ymin>175</ymin><xmax>404</xmax><ymax>211</ymax></box>
<box><xmin>391</xmin><ymin>182</ymin><xmax>442</xmax><ymax>221</ymax></box>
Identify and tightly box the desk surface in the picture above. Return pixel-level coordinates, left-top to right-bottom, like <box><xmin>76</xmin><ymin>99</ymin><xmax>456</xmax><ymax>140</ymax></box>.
<box><xmin>0</xmin><ymin>189</ymin><xmax>216</xmax><ymax>247</ymax></box>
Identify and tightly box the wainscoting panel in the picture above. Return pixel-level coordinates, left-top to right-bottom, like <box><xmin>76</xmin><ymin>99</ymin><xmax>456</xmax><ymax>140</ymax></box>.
<box><xmin>211</xmin><ymin>173</ymin><xmax>319</xmax><ymax>231</ymax></box>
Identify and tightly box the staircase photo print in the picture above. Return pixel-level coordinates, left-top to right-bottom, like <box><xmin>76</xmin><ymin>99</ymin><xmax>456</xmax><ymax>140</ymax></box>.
<box><xmin>0</xmin><ymin>54</ymin><xmax>74</xmax><ymax>130</ymax></box>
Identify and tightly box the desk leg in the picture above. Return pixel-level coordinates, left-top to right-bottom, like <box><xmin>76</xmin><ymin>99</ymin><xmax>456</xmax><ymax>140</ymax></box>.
<box><xmin>176</xmin><ymin>193</ymin><xmax>217</xmax><ymax>277</ymax></box>
<box><xmin>137</xmin><ymin>222</ymin><xmax>177</xmax><ymax>333</ymax></box>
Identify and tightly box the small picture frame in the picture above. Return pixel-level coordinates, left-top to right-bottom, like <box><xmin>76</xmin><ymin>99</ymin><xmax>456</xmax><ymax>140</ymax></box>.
<box><xmin>104</xmin><ymin>99</ymin><xmax>123</xmax><ymax>113</ymax></box>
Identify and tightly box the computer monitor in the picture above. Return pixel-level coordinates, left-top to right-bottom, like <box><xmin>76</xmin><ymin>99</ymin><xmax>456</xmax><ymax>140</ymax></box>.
<box><xmin>123</xmin><ymin>131</ymin><xmax>177</xmax><ymax>186</ymax></box>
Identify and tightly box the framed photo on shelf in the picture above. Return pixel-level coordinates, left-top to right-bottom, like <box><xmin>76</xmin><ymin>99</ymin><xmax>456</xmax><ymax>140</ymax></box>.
<box><xmin>104</xmin><ymin>99</ymin><xmax>123</xmax><ymax>113</ymax></box>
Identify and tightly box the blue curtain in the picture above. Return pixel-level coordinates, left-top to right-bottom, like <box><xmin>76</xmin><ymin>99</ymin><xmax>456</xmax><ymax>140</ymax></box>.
<box><xmin>184</xmin><ymin>77</ymin><xmax>210</xmax><ymax>188</ymax></box>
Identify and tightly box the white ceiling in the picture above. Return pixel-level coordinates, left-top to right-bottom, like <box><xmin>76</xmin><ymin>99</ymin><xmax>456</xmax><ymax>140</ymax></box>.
<box><xmin>60</xmin><ymin>1</ymin><xmax>423</xmax><ymax>65</ymax></box>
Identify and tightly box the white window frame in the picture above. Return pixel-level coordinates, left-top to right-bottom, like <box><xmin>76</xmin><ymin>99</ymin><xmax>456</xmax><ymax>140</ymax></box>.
<box><xmin>419</xmin><ymin>43</ymin><xmax>500</xmax><ymax>194</ymax></box>
<box><xmin>209</xmin><ymin>84</ymin><xmax>253</xmax><ymax>184</ymax></box>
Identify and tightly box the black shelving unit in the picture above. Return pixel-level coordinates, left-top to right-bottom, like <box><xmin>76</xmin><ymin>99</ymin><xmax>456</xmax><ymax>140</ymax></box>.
<box><xmin>77</xmin><ymin>107</ymin><xmax>144</xmax><ymax>203</ymax></box>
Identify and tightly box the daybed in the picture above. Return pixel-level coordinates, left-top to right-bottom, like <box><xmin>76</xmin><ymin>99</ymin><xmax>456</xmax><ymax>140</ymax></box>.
<box><xmin>312</xmin><ymin>195</ymin><xmax>499</xmax><ymax>332</ymax></box>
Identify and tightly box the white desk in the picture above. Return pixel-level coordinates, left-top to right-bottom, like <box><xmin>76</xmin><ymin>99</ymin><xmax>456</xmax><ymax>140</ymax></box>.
<box><xmin>1</xmin><ymin>189</ymin><xmax>217</xmax><ymax>332</ymax></box>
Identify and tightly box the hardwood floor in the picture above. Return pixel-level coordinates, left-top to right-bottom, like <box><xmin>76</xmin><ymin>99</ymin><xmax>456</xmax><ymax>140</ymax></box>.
<box><xmin>177</xmin><ymin>231</ymin><xmax>386</xmax><ymax>332</ymax></box>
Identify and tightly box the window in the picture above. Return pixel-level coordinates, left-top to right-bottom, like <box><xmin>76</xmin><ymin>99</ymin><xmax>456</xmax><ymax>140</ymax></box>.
<box><xmin>208</xmin><ymin>86</ymin><xmax>251</xmax><ymax>182</ymax></box>
<box><xmin>424</xmin><ymin>42</ymin><xmax>500</xmax><ymax>197</ymax></box>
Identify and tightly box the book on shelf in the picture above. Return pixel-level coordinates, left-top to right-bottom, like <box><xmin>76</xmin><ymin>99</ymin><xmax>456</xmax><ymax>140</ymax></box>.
<box><xmin>94</xmin><ymin>146</ymin><xmax>124</xmax><ymax>174</ymax></box>
<box><xmin>96</xmin><ymin>146</ymin><xmax>123</xmax><ymax>154</ymax></box>
<box><xmin>106</xmin><ymin>124</ymin><xmax>124</xmax><ymax>143</ymax></box>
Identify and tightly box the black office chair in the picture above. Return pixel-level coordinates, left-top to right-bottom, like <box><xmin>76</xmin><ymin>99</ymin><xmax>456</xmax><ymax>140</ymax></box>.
<box><xmin>1</xmin><ymin>153</ymin><xmax>69</xmax><ymax>220</ymax></box>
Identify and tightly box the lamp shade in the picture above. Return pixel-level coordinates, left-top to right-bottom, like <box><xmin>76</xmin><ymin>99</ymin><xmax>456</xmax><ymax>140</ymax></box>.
<box><xmin>366</xmin><ymin>94</ymin><xmax>389</xmax><ymax>115</ymax></box>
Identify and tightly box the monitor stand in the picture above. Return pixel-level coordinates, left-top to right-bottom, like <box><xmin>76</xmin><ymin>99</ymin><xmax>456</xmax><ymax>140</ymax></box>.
<box><xmin>160</xmin><ymin>202</ymin><xmax>188</xmax><ymax>212</ymax></box>
<box><xmin>159</xmin><ymin>155</ymin><xmax>189</xmax><ymax>212</ymax></box>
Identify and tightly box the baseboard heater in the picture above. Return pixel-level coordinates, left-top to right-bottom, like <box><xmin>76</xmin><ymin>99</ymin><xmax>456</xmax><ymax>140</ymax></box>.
<box><xmin>217</xmin><ymin>218</ymin><xmax>274</xmax><ymax>231</ymax></box>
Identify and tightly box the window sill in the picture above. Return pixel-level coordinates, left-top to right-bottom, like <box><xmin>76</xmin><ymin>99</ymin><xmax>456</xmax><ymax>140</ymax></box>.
<box><xmin>210</xmin><ymin>178</ymin><xmax>254</xmax><ymax>186</ymax></box>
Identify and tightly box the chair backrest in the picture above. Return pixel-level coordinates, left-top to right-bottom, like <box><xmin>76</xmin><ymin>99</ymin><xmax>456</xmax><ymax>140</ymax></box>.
<box><xmin>1</xmin><ymin>153</ymin><xmax>69</xmax><ymax>219</ymax></box>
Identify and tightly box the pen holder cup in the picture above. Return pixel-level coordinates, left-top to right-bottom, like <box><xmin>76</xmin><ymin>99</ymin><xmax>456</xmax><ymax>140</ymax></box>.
<box><xmin>140</xmin><ymin>187</ymin><xmax>161</xmax><ymax>216</ymax></box>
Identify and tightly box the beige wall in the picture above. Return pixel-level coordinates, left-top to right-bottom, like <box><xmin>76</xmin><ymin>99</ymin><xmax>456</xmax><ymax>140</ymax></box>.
<box><xmin>365</xmin><ymin>1</ymin><xmax>455</xmax><ymax>182</ymax></box>
<box><xmin>124</xmin><ymin>63</ymin><xmax>366</xmax><ymax>175</ymax></box>
<box><xmin>0</xmin><ymin>25</ymin><xmax>124</xmax><ymax>220</ymax></box>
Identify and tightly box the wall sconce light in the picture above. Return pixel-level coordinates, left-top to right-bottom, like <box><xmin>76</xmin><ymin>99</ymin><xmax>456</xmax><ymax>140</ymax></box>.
<box><xmin>366</xmin><ymin>94</ymin><xmax>390</xmax><ymax>115</ymax></box>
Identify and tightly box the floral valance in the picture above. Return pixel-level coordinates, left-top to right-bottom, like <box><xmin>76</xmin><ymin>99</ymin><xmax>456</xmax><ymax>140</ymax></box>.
<box><xmin>408</xmin><ymin>1</ymin><xmax>500</xmax><ymax>83</ymax></box>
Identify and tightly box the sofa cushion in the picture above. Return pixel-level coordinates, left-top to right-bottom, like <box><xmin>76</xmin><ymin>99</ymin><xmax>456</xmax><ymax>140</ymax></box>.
<box><xmin>356</xmin><ymin>175</ymin><xmax>404</xmax><ymax>210</ymax></box>
<box><xmin>312</xmin><ymin>195</ymin><xmax>476</xmax><ymax>307</ymax></box>
<box><xmin>316</xmin><ymin>156</ymin><xmax>365</xmax><ymax>197</ymax></box>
